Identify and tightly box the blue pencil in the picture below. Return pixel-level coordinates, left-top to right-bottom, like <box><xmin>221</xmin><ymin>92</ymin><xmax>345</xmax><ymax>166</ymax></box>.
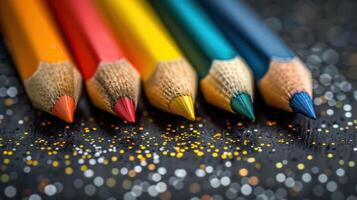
<box><xmin>201</xmin><ymin>0</ymin><xmax>316</xmax><ymax>119</ymax></box>
<box><xmin>150</xmin><ymin>0</ymin><xmax>255</xmax><ymax>120</ymax></box>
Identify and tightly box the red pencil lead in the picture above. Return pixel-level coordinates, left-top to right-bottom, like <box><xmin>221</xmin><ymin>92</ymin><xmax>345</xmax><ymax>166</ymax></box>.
<box><xmin>114</xmin><ymin>97</ymin><xmax>136</xmax><ymax>123</ymax></box>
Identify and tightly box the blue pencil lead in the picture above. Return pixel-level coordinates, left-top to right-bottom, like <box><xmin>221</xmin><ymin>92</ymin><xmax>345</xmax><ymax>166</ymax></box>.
<box><xmin>290</xmin><ymin>92</ymin><xmax>316</xmax><ymax>119</ymax></box>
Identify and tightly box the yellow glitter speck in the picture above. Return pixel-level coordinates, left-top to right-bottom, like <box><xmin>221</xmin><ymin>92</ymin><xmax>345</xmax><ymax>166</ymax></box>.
<box><xmin>177</xmin><ymin>152</ymin><xmax>184</xmax><ymax>158</ymax></box>
<box><xmin>307</xmin><ymin>155</ymin><xmax>313</xmax><ymax>160</ymax></box>
<box><xmin>65</xmin><ymin>167</ymin><xmax>73</xmax><ymax>175</ymax></box>
<box><xmin>297</xmin><ymin>163</ymin><xmax>305</xmax><ymax>170</ymax></box>
<box><xmin>3</xmin><ymin>158</ymin><xmax>10</xmax><ymax>164</ymax></box>
<box><xmin>80</xmin><ymin>165</ymin><xmax>88</xmax><ymax>171</ymax></box>
<box><xmin>275</xmin><ymin>162</ymin><xmax>283</xmax><ymax>169</ymax></box>
<box><xmin>52</xmin><ymin>161</ymin><xmax>59</xmax><ymax>167</ymax></box>
<box><xmin>1</xmin><ymin>174</ymin><xmax>10</xmax><ymax>183</ymax></box>
<box><xmin>339</xmin><ymin>160</ymin><xmax>345</xmax><ymax>165</ymax></box>
<box><xmin>111</xmin><ymin>156</ymin><xmax>118</xmax><ymax>162</ymax></box>
<box><xmin>32</xmin><ymin>160</ymin><xmax>38</xmax><ymax>166</ymax></box>
<box><xmin>348</xmin><ymin>161</ymin><xmax>355</xmax><ymax>167</ymax></box>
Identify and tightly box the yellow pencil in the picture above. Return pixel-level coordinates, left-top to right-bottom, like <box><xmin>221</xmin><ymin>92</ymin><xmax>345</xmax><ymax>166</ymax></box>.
<box><xmin>99</xmin><ymin>0</ymin><xmax>197</xmax><ymax>120</ymax></box>
<box><xmin>0</xmin><ymin>0</ymin><xmax>82</xmax><ymax>123</ymax></box>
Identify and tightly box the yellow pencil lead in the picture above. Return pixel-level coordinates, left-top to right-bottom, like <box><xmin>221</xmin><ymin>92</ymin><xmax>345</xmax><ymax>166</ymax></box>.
<box><xmin>169</xmin><ymin>96</ymin><xmax>195</xmax><ymax>121</ymax></box>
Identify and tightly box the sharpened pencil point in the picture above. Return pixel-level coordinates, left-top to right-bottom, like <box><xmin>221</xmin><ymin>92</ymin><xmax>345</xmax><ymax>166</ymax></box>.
<box><xmin>290</xmin><ymin>92</ymin><xmax>316</xmax><ymax>119</ymax></box>
<box><xmin>169</xmin><ymin>96</ymin><xmax>195</xmax><ymax>121</ymax></box>
<box><xmin>52</xmin><ymin>95</ymin><xmax>75</xmax><ymax>123</ymax></box>
<box><xmin>114</xmin><ymin>97</ymin><xmax>136</xmax><ymax>123</ymax></box>
<box><xmin>231</xmin><ymin>93</ymin><xmax>255</xmax><ymax>120</ymax></box>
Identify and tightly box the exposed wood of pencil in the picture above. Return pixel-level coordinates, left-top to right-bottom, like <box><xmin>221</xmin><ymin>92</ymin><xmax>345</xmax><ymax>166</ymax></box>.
<box><xmin>99</xmin><ymin>0</ymin><xmax>197</xmax><ymax>120</ymax></box>
<box><xmin>86</xmin><ymin>61</ymin><xmax>140</xmax><ymax>114</ymax></box>
<box><xmin>0</xmin><ymin>0</ymin><xmax>82</xmax><ymax>122</ymax></box>
<box><xmin>144</xmin><ymin>59</ymin><xmax>196</xmax><ymax>112</ymax></box>
<box><xmin>48</xmin><ymin>0</ymin><xmax>140</xmax><ymax>121</ymax></box>
<box><xmin>25</xmin><ymin>61</ymin><xmax>82</xmax><ymax>113</ymax></box>
<box><xmin>259</xmin><ymin>58</ymin><xmax>312</xmax><ymax>112</ymax></box>
<box><xmin>201</xmin><ymin>57</ymin><xmax>253</xmax><ymax>112</ymax></box>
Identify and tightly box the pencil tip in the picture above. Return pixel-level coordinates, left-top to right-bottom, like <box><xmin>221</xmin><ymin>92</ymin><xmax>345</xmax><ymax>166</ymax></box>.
<box><xmin>169</xmin><ymin>96</ymin><xmax>195</xmax><ymax>121</ymax></box>
<box><xmin>52</xmin><ymin>95</ymin><xmax>75</xmax><ymax>123</ymax></box>
<box><xmin>114</xmin><ymin>97</ymin><xmax>136</xmax><ymax>123</ymax></box>
<box><xmin>290</xmin><ymin>92</ymin><xmax>316</xmax><ymax>119</ymax></box>
<box><xmin>231</xmin><ymin>93</ymin><xmax>255</xmax><ymax>120</ymax></box>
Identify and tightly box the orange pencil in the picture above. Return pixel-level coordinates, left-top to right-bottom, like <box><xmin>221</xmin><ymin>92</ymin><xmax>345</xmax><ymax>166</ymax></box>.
<box><xmin>48</xmin><ymin>0</ymin><xmax>140</xmax><ymax>122</ymax></box>
<box><xmin>0</xmin><ymin>0</ymin><xmax>82</xmax><ymax>123</ymax></box>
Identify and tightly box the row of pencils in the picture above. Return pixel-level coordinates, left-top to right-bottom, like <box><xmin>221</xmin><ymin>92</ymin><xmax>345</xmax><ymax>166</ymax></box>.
<box><xmin>0</xmin><ymin>0</ymin><xmax>316</xmax><ymax>123</ymax></box>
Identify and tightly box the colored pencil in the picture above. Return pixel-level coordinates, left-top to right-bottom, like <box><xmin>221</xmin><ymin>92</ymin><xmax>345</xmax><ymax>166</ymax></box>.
<box><xmin>48</xmin><ymin>0</ymin><xmax>140</xmax><ymax>123</ymax></box>
<box><xmin>99</xmin><ymin>0</ymin><xmax>197</xmax><ymax>120</ymax></box>
<box><xmin>202</xmin><ymin>0</ymin><xmax>316</xmax><ymax>119</ymax></box>
<box><xmin>151</xmin><ymin>0</ymin><xmax>255</xmax><ymax>120</ymax></box>
<box><xmin>0</xmin><ymin>0</ymin><xmax>82</xmax><ymax>123</ymax></box>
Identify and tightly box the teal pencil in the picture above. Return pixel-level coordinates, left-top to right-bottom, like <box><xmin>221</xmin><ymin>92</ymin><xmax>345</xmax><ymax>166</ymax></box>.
<box><xmin>151</xmin><ymin>0</ymin><xmax>255</xmax><ymax>120</ymax></box>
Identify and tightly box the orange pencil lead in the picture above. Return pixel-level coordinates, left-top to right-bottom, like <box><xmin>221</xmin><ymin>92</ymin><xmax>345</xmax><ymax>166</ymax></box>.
<box><xmin>52</xmin><ymin>96</ymin><xmax>75</xmax><ymax>123</ymax></box>
<box><xmin>114</xmin><ymin>97</ymin><xmax>136</xmax><ymax>123</ymax></box>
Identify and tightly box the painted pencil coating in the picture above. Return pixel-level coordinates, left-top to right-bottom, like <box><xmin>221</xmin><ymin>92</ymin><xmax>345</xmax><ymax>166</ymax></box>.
<box><xmin>0</xmin><ymin>0</ymin><xmax>82</xmax><ymax>122</ymax></box>
<box><xmin>151</xmin><ymin>0</ymin><xmax>255</xmax><ymax>120</ymax></box>
<box><xmin>202</xmin><ymin>0</ymin><xmax>316</xmax><ymax>119</ymax></box>
<box><xmin>159</xmin><ymin>0</ymin><xmax>237</xmax><ymax>62</ymax></box>
<box><xmin>203</xmin><ymin>0</ymin><xmax>294</xmax><ymax>63</ymax></box>
<box><xmin>49</xmin><ymin>0</ymin><xmax>140</xmax><ymax>122</ymax></box>
<box><xmin>99</xmin><ymin>0</ymin><xmax>197</xmax><ymax>120</ymax></box>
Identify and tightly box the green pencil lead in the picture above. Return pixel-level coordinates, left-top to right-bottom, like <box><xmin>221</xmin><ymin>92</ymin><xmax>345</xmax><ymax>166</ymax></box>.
<box><xmin>231</xmin><ymin>93</ymin><xmax>255</xmax><ymax>120</ymax></box>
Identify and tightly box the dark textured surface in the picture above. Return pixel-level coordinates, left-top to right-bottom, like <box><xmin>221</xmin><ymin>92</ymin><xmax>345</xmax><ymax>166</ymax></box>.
<box><xmin>0</xmin><ymin>0</ymin><xmax>357</xmax><ymax>199</ymax></box>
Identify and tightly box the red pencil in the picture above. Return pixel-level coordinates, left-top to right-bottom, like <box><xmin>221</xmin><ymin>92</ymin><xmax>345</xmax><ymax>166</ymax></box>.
<box><xmin>48</xmin><ymin>0</ymin><xmax>140</xmax><ymax>122</ymax></box>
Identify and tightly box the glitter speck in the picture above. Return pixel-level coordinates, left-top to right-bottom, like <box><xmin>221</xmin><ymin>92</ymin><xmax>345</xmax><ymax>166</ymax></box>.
<box><xmin>241</xmin><ymin>184</ymin><xmax>252</xmax><ymax>196</ymax></box>
<box><xmin>44</xmin><ymin>184</ymin><xmax>57</xmax><ymax>196</ymax></box>
<box><xmin>302</xmin><ymin>173</ymin><xmax>312</xmax><ymax>183</ymax></box>
<box><xmin>175</xmin><ymin>169</ymin><xmax>187</xmax><ymax>178</ymax></box>
<box><xmin>4</xmin><ymin>186</ymin><xmax>16</xmax><ymax>198</ymax></box>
